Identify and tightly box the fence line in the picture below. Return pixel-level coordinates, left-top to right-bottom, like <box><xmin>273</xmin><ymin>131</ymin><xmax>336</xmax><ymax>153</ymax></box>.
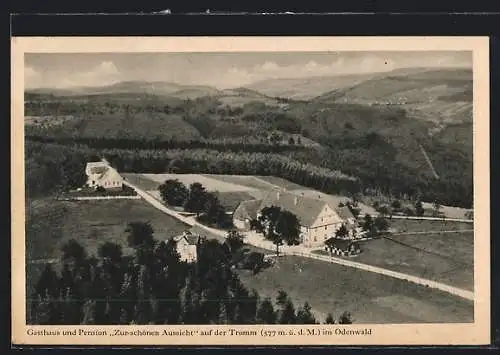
<box><xmin>56</xmin><ymin>195</ymin><xmax>141</xmax><ymax>201</ymax></box>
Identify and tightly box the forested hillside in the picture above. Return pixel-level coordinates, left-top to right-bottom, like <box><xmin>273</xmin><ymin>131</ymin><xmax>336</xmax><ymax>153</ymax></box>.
<box><xmin>24</xmin><ymin>67</ymin><xmax>473</xmax><ymax>208</ymax></box>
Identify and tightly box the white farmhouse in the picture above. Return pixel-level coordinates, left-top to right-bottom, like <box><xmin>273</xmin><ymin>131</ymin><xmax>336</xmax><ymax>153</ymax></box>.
<box><xmin>85</xmin><ymin>160</ymin><xmax>123</xmax><ymax>190</ymax></box>
<box><xmin>173</xmin><ymin>231</ymin><xmax>200</xmax><ymax>263</ymax></box>
<box><xmin>233</xmin><ymin>188</ymin><xmax>357</xmax><ymax>248</ymax></box>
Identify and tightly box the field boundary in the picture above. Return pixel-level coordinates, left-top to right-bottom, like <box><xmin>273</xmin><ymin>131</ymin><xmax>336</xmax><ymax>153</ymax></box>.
<box><xmin>56</xmin><ymin>195</ymin><xmax>141</xmax><ymax>201</ymax></box>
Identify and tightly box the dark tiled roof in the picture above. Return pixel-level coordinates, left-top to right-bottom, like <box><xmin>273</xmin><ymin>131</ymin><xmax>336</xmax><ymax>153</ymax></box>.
<box><xmin>175</xmin><ymin>231</ymin><xmax>200</xmax><ymax>245</ymax></box>
<box><xmin>259</xmin><ymin>189</ymin><xmax>327</xmax><ymax>227</ymax></box>
<box><xmin>335</xmin><ymin>206</ymin><xmax>355</xmax><ymax>220</ymax></box>
<box><xmin>234</xmin><ymin>189</ymin><xmax>355</xmax><ymax>228</ymax></box>
<box><xmin>233</xmin><ymin>199</ymin><xmax>262</xmax><ymax>221</ymax></box>
<box><xmin>188</xmin><ymin>225</ymin><xmax>220</xmax><ymax>241</ymax></box>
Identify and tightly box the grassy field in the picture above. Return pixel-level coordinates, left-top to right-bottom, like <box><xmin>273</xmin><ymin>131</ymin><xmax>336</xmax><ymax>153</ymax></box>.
<box><xmin>237</xmin><ymin>255</ymin><xmax>473</xmax><ymax>324</ymax></box>
<box><xmin>344</xmin><ymin>232</ymin><xmax>474</xmax><ymax>291</ymax></box>
<box><xmin>26</xmin><ymin>197</ymin><xmax>192</xmax><ymax>312</ymax></box>
<box><xmin>122</xmin><ymin>173</ymin><xmax>162</xmax><ymax>190</ymax></box>
<box><xmin>390</xmin><ymin>219</ymin><xmax>473</xmax><ymax>233</ymax></box>
<box><xmin>255</xmin><ymin>176</ymin><xmax>315</xmax><ymax>191</ymax></box>
<box><xmin>26</xmin><ymin>198</ymin><xmax>191</xmax><ymax>262</ymax></box>
<box><xmin>202</xmin><ymin>174</ymin><xmax>276</xmax><ymax>190</ymax></box>
<box><xmin>142</xmin><ymin>173</ymin><xmax>258</xmax><ymax>193</ymax></box>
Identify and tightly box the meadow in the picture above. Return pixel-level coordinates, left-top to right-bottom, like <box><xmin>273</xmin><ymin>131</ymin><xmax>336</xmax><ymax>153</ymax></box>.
<box><xmin>237</xmin><ymin>255</ymin><xmax>473</xmax><ymax>324</ymax></box>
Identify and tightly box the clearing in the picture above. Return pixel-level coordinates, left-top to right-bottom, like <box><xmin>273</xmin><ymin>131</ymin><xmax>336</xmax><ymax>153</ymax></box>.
<box><xmin>237</xmin><ymin>255</ymin><xmax>473</xmax><ymax>324</ymax></box>
<box><xmin>142</xmin><ymin>173</ymin><xmax>260</xmax><ymax>193</ymax></box>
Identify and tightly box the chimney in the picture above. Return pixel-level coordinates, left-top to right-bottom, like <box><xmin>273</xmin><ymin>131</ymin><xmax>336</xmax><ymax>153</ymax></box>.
<box><xmin>294</xmin><ymin>196</ymin><xmax>298</xmax><ymax>205</ymax></box>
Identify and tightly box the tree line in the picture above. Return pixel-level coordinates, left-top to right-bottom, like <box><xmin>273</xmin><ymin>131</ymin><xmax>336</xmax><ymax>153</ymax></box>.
<box><xmin>29</xmin><ymin>222</ymin><xmax>352</xmax><ymax>325</ymax></box>
<box><xmin>25</xmin><ymin>134</ymin><xmax>311</xmax><ymax>154</ymax></box>
<box><xmin>26</xmin><ymin>141</ymin><xmax>361</xmax><ymax>199</ymax></box>
<box><xmin>26</xmin><ymin>131</ymin><xmax>472</xmax><ymax>209</ymax></box>
<box><xmin>159</xmin><ymin>179</ymin><xmax>231</xmax><ymax>229</ymax></box>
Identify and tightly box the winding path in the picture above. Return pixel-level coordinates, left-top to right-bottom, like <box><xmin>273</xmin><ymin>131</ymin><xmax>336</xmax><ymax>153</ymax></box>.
<box><xmin>123</xmin><ymin>180</ymin><xmax>474</xmax><ymax>302</ymax></box>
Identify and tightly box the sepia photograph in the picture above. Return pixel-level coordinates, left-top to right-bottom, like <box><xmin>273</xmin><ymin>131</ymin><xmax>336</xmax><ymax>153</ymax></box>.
<box><xmin>11</xmin><ymin>37</ymin><xmax>490</xmax><ymax>346</ymax></box>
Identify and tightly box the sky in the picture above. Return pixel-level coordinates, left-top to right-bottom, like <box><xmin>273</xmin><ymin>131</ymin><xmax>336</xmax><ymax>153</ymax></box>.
<box><xmin>24</xmin><ymin>51</ymin><xmax>472</xmax><ymax>90</ymax></box>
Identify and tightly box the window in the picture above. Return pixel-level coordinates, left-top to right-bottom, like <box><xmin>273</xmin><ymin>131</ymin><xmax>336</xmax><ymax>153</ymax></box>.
<box><xmin>325</xmin><ymin>226</ymin><xmax>327</xmax><ymax>230</ymax></box>
<box><xmin>313</xmin><ymin>236</ymin><xmax>317</xmax><ymax>242</ymax></box>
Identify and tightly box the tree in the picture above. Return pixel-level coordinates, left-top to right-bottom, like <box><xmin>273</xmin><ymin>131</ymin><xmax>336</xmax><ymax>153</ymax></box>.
<box><xmin>201</xmin><ymin>192</ymin><xmax>226</xmax><ymax>226</ymax></box>
<box><xmin>325</xmin><ymin>313</ymin><xmax>336</xmax><ymax>324</ymax></box>
<box><xmin>126</xmin><ymin>221</ymin><xmax>155</xmax><ymax>248</ymax></box>
<box><xmin>259</xmin><ymin>206</ymin><xmax>284</xmax><ymax>256</ymax></box>
<box><xmin>35</xmin><ymin>264</ymin><xmax>60</xmax><ymax>298</ymax></box>
<box><xmin>391</xmin><ymin>200</ymin><xmax>402</xmax><ymax>210</ymax></box>
<box><xmin>377</xmin><ymin>205</ymin><xmax>390</xmax><ymax>216</ymax></box>
<box><xmin>225</xmin><ymin>230</ymin><xmax>244</xmax><ymax>254</ymax></box>
<box><xmin>295</xmin><ymin>302</ymin><xmax>317</xmax><ymax>324</ymax></box>
<box><xmin>158</xmin><ymin>179</ymin><xmax>189</xmax><ymax>206</ymax></box>
<box><xmin>61</xmin><ymin>239</ymin><xmax>87</xmax><ymax>264</ymax></box>
<box><xmin>432</xmin><ymin>201</ymin><xmax>442</xmax><ymax>217</ymax></box>
<box><xmin>373</xmin><ymin>216</ymin><xmax>390</xmax><ymax>234</ymax></box>
<box><xmin>288</xmin><ymin>136</ymin><xmax>295</xmax><ymax>145</ymax></box>
<box><xmin>259</xmin><ymin>206</ymin><xmax>301</xmax><ymax>255</ymax></box>
<box><xmin>335</xmin><ymin>224</ymin><xmax>349</xmax><ymax>239</ymax></box>
<box><xmin>184</xmin><ymin>182</ymin><xmax>208</xmax><ymax>217</ymax></box>
<box><xmin>269</xmin><ymin>131</ymin><xmax>282</xmax><ymax>145</ymax></box>
<box><xmin>249</xmin><ymin>219</ymin><xmax>264</xmax><ymax>233</ymax></box>
<box><xmin>415</xmin><ymin>200</ymin><xmax>425</xmax><ymax>217</ymax></box>
<box><xmin>256</xmin><ymin>298</ymin><xmax>276</xmax><ymax>324</ymax></box>
<box><xmin>98</xmin><ymin>242</ymin><xmax>123</xmax><ymax>264</ymax></box>
<box><xmin>277</xmin><ymin>300</ymin><xmax>297</xmax><ymax>324</ymax></box>
<box><xmin>338</xmin><ymin>311</ymin><xmax>353</xmax><ymax>324</ymax></box>
<box><xmin>275</xmin><ymin>290</ymin><xmax>297</xmax><ymax>324</ymax></box>
<box><xmin>276</xmin><ymin>210</ymin><xmax>301</xmax><ymax>246</ymax></box>
<box><xmin>361</xmin><ymin>214</ymin><xmax>373</xmax><ymax>232</ymax></box>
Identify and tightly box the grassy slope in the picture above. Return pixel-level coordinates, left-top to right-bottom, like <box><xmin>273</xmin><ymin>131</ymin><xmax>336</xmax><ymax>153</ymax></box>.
<box><xmin>349</xmin><ymin>232</ymin><xmax>474</xmax><ymax>291</ymax></box>
<box><xmin>237</xmin><ymin>255</ymin><xmax>473</xmax><ymax>324</ymax></box>
<box><xmin>26</xmin><ymin>198</ymin><xmax>191</xmax><ymax>262</ymax></box>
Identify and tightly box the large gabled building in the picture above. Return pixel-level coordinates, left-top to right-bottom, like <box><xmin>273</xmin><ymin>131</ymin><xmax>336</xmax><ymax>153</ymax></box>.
<box><xmin>233</xmin><ymin>188</ymin><xmax>357</xmax><ymax>248</ymax></box>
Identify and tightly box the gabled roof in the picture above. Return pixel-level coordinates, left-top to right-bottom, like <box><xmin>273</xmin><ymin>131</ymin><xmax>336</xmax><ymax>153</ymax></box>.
<box><xmin>233</xmin><ymin>199</ymin><xmax>262</xmax><ymax>221</ymax></box>
<box><xmin>174</xmin><ymin>231</ymin><xmax>200</xmax><ymax>245</ymax></box>
<box><xmin>335</xmin><ymin>206</ymin><xmax>355</xmax><ymax>220</ymax></box>
<box><xmin>99</xmin><ymin>167</ymin><xmax>123</xmax><ymax>182</ymax></box>
<box><xmin>259</xmin><ymin>189</ymin><xmax>329</xmax><ymax>227</ymax></box>
<box><xmin>234</xmin><ymin>189</ymin><xmax>356</xmax><ymax>228</ymax></box>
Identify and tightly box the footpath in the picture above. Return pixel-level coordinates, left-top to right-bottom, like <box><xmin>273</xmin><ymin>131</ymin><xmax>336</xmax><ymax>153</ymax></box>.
<box><xmin>123</xmin><ymin>180</ymin><xmax>474</xmax><ymax>302</ymax></box>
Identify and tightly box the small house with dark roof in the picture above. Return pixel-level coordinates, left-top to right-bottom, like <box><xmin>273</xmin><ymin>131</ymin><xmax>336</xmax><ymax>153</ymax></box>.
<box><xmin>324</xmin><ymin>237</ymin><xmax>361</xmax><ymax>257</ymax></box>
<box><xmin>173</xmin><ymin>231</ymin><xmax>201</xmax><ymax>263</ymax></box>
<box><xmin>233</xmin><ymin>188</ymin><xmax>359</xmax><ymax>248</ymax></box>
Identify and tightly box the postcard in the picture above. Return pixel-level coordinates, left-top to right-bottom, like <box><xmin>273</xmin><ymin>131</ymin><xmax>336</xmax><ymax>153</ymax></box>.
<box><xmin>11</xmin><ymin>36</ymin><xmax>490</xmax><ymax>346</ymax></box>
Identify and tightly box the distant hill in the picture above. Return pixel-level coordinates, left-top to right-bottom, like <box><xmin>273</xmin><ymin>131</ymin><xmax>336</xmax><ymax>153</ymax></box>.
<box><xmin>26</xmin><ymin>81</ymin><xmax>222</xmax><ymax>99</ymax></box>
<box><xmin>314</xmin><ymin>68</ymin><xmax>473</xmax><ymax>126</ymax></box>
<box><xmin>243</xmin><ymin>67</ymin><xmax>441</xmax><ymax>100</ymax></box>
<box><xmin>245</xmin><ymin>74</ymin><xmax>376</xmax><ymax>100</ymax></box>
<box><xmin>25</xmin><ymin>81</ymin><xmax>285</xmax><ymax>107</ymax></box>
